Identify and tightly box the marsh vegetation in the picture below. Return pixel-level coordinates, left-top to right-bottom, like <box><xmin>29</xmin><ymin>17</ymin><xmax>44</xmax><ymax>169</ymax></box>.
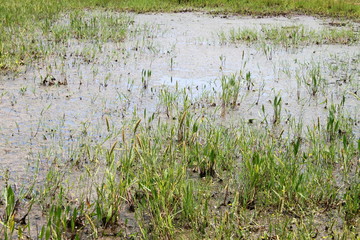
<box><xmin>0</xmin><ymin>1</ymin><xmax>359</xmax><ymax>239</ymax></box>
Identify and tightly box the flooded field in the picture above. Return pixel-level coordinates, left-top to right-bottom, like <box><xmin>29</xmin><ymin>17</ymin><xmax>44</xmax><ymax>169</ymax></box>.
<box><xmin>0</xmin><ymin>11</ymin><xmax>359</xmax><ymax>239</ymax></box>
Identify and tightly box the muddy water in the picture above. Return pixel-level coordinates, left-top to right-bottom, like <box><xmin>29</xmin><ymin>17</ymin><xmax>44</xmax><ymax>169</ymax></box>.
<box><xmin>0</xmin><ymin>12</ymin><xmax>359</xmax><ymax>182</ymax></box>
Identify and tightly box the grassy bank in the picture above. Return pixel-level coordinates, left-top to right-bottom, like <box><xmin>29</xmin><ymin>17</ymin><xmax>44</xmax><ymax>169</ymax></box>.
<box><xmin>0</xmin><ymin>0</ymin><xmax>360</xmax><ymax>71</ymax></box>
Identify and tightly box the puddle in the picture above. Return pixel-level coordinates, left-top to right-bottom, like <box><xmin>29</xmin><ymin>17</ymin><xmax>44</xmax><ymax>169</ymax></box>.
<box><xmin>0</xmin><ymin>11</ymin><xmax>359</xmax><ymax>181</ymax></box>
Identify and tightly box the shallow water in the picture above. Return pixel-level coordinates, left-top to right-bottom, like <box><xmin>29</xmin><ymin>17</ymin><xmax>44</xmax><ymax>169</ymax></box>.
<box><xmin>0</xmin><ymin>12</ymin><xmax>359</xmax><ymax>182</ymax></box>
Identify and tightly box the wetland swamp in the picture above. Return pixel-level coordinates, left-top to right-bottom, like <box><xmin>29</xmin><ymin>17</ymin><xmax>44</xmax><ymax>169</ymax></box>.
<box><xmin>0</xmin><ymin>7</ymin><xmax>359</xmax><ymax>240</ymax></box>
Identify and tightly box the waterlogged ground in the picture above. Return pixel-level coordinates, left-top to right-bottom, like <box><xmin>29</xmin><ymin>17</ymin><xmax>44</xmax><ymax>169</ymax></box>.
<box><xmin>0</xmin><ymin>11</ymin><xmax>359</xmax><ymax>239</ymax></box>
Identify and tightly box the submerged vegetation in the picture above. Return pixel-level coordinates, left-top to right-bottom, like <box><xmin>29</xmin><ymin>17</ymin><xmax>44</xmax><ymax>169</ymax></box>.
<box><xmin>0</xmin><ymin>0</ymin><xmax>360</xmax><ymax>239</ymax></box>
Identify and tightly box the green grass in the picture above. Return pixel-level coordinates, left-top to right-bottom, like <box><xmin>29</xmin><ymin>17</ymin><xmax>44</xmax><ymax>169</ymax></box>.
<box><xmin>219</xmin><ymin>25</ymin><xmax>360</xmax><ymax>48</ymax></box>
<box><xmin>0</xmin><ymin>0</ymin><xmax>360</xmax><ymax>71</ymax></box>
<box><xmin>2</xmin><ymin>98</ymin><xmax>359</xmax><ymax>238</ymax></box>
<box><xmin>0</xmin><ymin>0</ymin><xmax>359</xmax><ymax>239</ymax></box>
